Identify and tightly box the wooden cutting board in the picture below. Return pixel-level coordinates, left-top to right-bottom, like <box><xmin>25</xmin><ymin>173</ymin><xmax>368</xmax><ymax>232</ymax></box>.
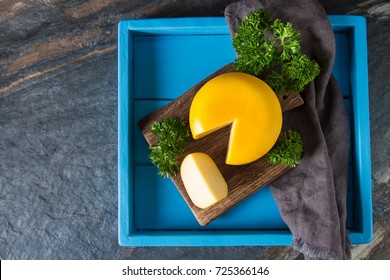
<box><xmin>138</xmin><ymin>63</ymin><xmax>303</xmax><ymax>226</ymax></box>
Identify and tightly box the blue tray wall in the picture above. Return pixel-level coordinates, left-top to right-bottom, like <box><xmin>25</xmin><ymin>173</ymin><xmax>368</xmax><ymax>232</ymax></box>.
<box><xmin>118</xmin><ymin>16</ymin><xmax>372</xmax><ymax>246</ymax></box>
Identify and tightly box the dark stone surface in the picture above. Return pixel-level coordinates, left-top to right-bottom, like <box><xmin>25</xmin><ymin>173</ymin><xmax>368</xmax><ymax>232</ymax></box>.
<box><xmin>0</xmin><ymin>0</ymin><xmax>389</xmax><ymax>259</ymax></box>
<box><xmin>0</xmin><ymin>54</ymin><xmax>120</xmax><ymax>259</ymax></box>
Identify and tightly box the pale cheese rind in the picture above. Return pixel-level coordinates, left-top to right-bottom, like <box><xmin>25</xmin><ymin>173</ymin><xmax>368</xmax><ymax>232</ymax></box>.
<box><xmin>180</xmin><ymin>152</ymin><xmax>228</xmax><ymax>209</ymax></box>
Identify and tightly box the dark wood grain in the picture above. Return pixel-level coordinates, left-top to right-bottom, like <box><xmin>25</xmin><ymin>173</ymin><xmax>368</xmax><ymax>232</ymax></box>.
<box><xmin>139</xmin><ymin>63</ymin><xmax>303</xmax><ymax>226</ymax></box>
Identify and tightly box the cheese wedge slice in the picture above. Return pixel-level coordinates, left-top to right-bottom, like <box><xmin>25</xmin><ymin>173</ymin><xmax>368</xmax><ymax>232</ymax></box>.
<box><xmin>189</xmin><ymin>72</ymin><xmax>282</xmax><ymax>165</ymax></box>
<box><xmin>180</xmin><ymin>152</ymin><xmax>228</xmax><ymax>209</ymax></box>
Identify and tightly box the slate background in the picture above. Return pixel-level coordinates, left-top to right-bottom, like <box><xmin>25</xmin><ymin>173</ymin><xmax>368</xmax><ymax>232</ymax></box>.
<box><xmin>0</xmin><ymin>0</ymin><xmax>389</xmax><ymax>259</ymax></box>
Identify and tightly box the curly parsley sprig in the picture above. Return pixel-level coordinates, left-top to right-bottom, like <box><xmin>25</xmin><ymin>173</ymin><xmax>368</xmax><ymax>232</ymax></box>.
<box><xmin>232</xmin><ymin>9</ymin><xmax>320</xmax><ymax>93</ymax></box>
<box><xmin>149</xmin><ymin>117</ymin><xmax>191</xmax><ymax>178</ymax></box>
<box><xmin>266</xmin><ymin>129</ymin><xmax>303</xmax><ymax>168</ymax></box>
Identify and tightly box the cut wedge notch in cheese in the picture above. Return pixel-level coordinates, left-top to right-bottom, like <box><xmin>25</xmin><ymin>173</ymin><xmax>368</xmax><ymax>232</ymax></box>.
<box><xmin>180</xmin><ymin>152</ymin><xmax>228</xmax><ymax>209</ymax></box>
<box><xmin>189</xmin><ymin>72</ymin><xmax>282</xmax><ymax>165</ymax></box>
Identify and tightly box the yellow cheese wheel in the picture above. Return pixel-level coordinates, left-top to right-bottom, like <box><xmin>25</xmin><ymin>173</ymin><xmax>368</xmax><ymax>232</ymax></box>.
<box><xmin>181</xmin><ymin>152</ymin><xmax>228</xmax><ymax>209</ymax></box>
<box><xmin>189</xmin><ymin>72</ymin><xmax>282</xmax><ymax>165</ymax></box>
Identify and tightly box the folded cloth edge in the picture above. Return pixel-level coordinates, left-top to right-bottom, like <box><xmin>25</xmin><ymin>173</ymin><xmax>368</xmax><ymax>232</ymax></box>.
<box><xmin>293</xmin><ymin>237</ymin><xmax>338</xmax><ymax>260</ymax></box>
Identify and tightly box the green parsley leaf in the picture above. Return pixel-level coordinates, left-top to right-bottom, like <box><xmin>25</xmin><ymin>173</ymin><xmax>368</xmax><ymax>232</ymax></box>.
<box><xmin>266</xmin><ymin>129</ymin><xmax>303</xmax><ymax>168</ymax></box>
<box><xmin>149</xmin><ymin>117</ymin><xmax>191</xmax><ymax>178</ymax></box>
<box><xmin>232</xmin><ymin>9</ymin><xmax>320</xmax><ymax>93</ymax></box>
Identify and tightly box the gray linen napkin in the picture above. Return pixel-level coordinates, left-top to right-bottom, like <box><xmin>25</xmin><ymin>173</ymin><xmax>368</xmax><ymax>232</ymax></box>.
<box><xmin>225</xmin><ymin>0</ymin><xmax>351</xmax><ymax>259</ymax></box>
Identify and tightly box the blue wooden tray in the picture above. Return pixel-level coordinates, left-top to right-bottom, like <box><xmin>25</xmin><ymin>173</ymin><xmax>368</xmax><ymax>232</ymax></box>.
<box><xmin>118</xmin><ymin>16</ymin><xmax>372</xmax><ymax>246</ymax></box>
